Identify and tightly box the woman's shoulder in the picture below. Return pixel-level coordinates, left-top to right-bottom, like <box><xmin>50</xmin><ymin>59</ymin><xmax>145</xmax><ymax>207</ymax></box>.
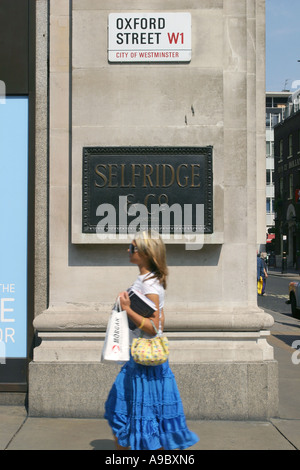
<box><xmin>142</xmin><ymin>273</ymin><xmax>164</xmax><ymax>293</ymax></box>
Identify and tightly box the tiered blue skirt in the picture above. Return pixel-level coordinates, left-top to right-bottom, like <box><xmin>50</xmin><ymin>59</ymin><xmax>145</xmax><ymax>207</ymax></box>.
<box><xmin>104</xmin><ymin>356</ymin><xmax>199</xmax><ymax>450</ymax></box>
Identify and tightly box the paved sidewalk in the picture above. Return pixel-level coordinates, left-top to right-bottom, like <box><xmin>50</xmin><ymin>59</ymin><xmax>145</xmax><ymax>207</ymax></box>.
<box><xmin>268</xmin><ymin>267</ymin><xmax>300</xmax><ymax>278</ymax></box>
<box><xmin>0</xmin><ymin>405</ymin><xmax>298</xmax><ymax>451</ymax></box>
<box><xmin>268</xmin><ymin>266</ymin><xmax>300</xmax><ymax>277</ymax></box>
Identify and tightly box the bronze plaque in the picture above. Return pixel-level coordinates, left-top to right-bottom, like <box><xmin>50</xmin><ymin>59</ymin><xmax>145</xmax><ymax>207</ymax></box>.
<box><xmin>82</xmin><ymin>147</ymin><xmax>213</xmax><ymax>235</ymax></box>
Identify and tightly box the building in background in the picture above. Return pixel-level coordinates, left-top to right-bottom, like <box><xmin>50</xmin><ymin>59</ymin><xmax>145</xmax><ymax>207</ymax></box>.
<box><xmin>274</xmin><ymin>88</ymin><xmax>300</xmax><ymax>267</ymax></box>
<box><xmin>265</xmin><ymin>92</ymin><xmax>291</xmax><ymax>252</ymax></box>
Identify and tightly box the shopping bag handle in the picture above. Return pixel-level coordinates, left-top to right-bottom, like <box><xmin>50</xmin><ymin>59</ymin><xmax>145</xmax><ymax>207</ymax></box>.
<box><xmin>114</xmin><ymin>296</ymin><xmax>121</xmax><ymax>312</ymax></box>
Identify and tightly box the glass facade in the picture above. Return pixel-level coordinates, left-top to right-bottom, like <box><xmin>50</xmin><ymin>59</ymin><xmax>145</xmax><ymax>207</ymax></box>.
<box><xmin>0</xmin><ymin>97</ymin><xmax>29</xmax><ymax>359</ymax></box>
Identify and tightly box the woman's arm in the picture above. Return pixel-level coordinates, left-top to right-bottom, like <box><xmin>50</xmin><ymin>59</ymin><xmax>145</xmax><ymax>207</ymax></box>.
<box><xmin>119</xmin><ymin>291</ymin><xmax>160</xmax><ymax>336</ymax></box>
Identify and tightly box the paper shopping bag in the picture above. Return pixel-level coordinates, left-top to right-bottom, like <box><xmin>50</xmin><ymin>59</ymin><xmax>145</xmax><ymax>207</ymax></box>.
<box><xmin>101</xmin><ymin>299</ymin><xmax>130</xmax><ymax>363</ymax></box>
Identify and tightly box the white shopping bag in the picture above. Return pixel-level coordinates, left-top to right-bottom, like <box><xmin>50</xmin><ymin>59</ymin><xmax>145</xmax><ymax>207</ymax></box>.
<box><xmin>101</xmin><ymin>298</ymin><xmax>130</xmax><ymax>363</ymax></box>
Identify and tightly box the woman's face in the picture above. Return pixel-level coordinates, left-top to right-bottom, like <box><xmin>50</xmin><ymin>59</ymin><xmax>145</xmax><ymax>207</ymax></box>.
<box><xmin>128</xmin><ymin>241</ymin><xmax>139</xmax><ymax>264</ymax></box>
<box><xmin>128</xmin><ymin>241</ymin><xmax>147</xmax><ymax>267</ymax></box>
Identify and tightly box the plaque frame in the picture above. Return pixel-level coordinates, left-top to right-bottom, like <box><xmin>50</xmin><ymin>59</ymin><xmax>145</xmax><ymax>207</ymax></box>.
<box><xmin>82</xmin><ymin>146</ymin><xmax>213</xmax><ymax>236</ymax></box>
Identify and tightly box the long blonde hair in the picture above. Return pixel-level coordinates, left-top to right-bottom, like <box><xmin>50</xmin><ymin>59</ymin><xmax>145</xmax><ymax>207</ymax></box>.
<box><xmin>135</xmin><ymin>231</ymin><xmax>168</xmax><ymax>289</ymax></box>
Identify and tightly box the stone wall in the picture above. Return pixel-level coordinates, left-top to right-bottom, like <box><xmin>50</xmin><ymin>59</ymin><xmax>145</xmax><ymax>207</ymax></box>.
<box><xmin>29</xmin><ymin>0</ymin><xmax>277</xmax><ymax>419</ymax></box>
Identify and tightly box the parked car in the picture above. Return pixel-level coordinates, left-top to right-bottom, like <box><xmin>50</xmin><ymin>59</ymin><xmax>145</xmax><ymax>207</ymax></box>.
<box><xmin>288</xmin><ymin>282</ymin><xmax>300</xmax><ymax>318</ymax></box>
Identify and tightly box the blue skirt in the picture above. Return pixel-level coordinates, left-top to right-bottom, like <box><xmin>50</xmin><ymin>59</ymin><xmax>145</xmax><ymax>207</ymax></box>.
<box><xmin>104</xmin><ymin>356</ymin><xmax>199</xmax><ymax>450</ymax></box>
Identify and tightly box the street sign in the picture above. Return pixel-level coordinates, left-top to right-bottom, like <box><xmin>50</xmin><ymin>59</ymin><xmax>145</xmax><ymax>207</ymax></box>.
<box><xmin>108</xmin><ymin>12</ymin><xmax>192</xmax><ymax>63</ymax></box>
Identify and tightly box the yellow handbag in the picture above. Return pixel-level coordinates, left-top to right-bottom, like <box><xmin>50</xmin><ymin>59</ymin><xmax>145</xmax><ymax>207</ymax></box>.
<box><xmin>131</xmin><ymin>320</ymin><xmax>169</xmax><ymax>366</ymax></box>
<box><xmin>257</xmin><ymin>276</ymin><xmax>263</xmax><ymax>295</ymax></box>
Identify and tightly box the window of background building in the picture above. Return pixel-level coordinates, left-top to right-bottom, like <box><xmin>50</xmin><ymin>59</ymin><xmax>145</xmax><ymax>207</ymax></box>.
<box><xmin>289</xmin><ymin>174</ymin><xmax>293</xmax><ymax>199</ymax></box>
<box><xmin>272</xmin><ymin>114</ymin><xmax>280</xmax><ymax>127</ymax></box>
<box><xmin>266</xmin><ymin>169</ymin><xmax>274</xmax><ymax>185</ymax></box>
<box><xmin>266</xmin><ymin>198</ymin><xmax>275</xmax><ymax>214</ymax></box>
<box><xmin>279</xmin><ymin>139</ymin><xmax>283</xmax><ymax>161</ymax></box>
<box><xmin>298</xmin><ymin>129</ymin><xmax>300</xmax><ymax>154</ymax></box>
<box><xmin>266</xmin><ymin>141</ymin><xmax>274</xmax><ymax>157</ymax></box>
<box><xmin>280</xmin><ymin>177</ymin><xmax>283</xmax><ymax>197</ymax></box>
<box><xmin>289</xmin><ymin>134</ymin><xmax>293</xmax><ymax>158</ymax></box>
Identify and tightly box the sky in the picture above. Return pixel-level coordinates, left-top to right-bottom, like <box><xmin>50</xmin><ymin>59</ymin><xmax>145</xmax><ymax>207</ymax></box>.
<box><xmin>266</xmin><ymin>0</ymin><xmax>300</xmax><ymax>92</ymax></box>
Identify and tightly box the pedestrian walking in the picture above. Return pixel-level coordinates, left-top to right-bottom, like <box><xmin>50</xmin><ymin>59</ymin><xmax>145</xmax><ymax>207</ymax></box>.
<box><xmin>257</xmin><ymin>252</ymin><xmax>268</xmax><ymax>295</ymax></box>
<box><xmin>104</xmin><ymin>230</ymin><xmax>199</xmax><ymax>450</ymax></box>
<box><xmin>260</xmin><ymin>253</ymin><xmax>268</xmax><ymax>294</ymax></box>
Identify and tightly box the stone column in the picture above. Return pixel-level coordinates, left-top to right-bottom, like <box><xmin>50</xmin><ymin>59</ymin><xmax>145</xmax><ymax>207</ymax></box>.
<box><xmin>29</xmin><ymin>0</ymin><xmax>278</xmax><ymax>419</ymax></box>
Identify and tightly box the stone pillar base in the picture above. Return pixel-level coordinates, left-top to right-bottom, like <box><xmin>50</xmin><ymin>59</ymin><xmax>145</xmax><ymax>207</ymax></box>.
<box><xmin>28</xmin><ymin>360</ymin><xmax>278</xmax><ymax>420</ymax></box>
<box><xmin>28</xmin><ymin>327</ymin><xmax>278</xmax><ymax>420</ymax></box>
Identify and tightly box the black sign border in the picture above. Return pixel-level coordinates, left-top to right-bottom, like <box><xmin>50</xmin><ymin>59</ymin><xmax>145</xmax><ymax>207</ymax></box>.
<box><xmin>82</xmin><ymin>146</ymin><xmax>213</xmax><ymax>235</ymax></box>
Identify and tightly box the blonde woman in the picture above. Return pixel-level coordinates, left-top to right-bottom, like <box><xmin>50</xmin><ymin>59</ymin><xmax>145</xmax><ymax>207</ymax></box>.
<box><xmin>104</xmin><ymin>231</ymin><xmax>199</xmax><ymax>450</ymax></box>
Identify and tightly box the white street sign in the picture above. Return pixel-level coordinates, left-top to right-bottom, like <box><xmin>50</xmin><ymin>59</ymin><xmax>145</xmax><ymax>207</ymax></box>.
<box><xmin>108</xmin><ymin>13</ymin><xmax>191</xmax><ymax>63</ymax></box>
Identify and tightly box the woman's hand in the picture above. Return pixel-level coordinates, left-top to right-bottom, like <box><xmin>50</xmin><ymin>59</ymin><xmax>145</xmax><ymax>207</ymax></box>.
<box><xmin>119</xmin><ymin>291</ymin><xmax>131</xmax><ymax>311</ymax></box>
